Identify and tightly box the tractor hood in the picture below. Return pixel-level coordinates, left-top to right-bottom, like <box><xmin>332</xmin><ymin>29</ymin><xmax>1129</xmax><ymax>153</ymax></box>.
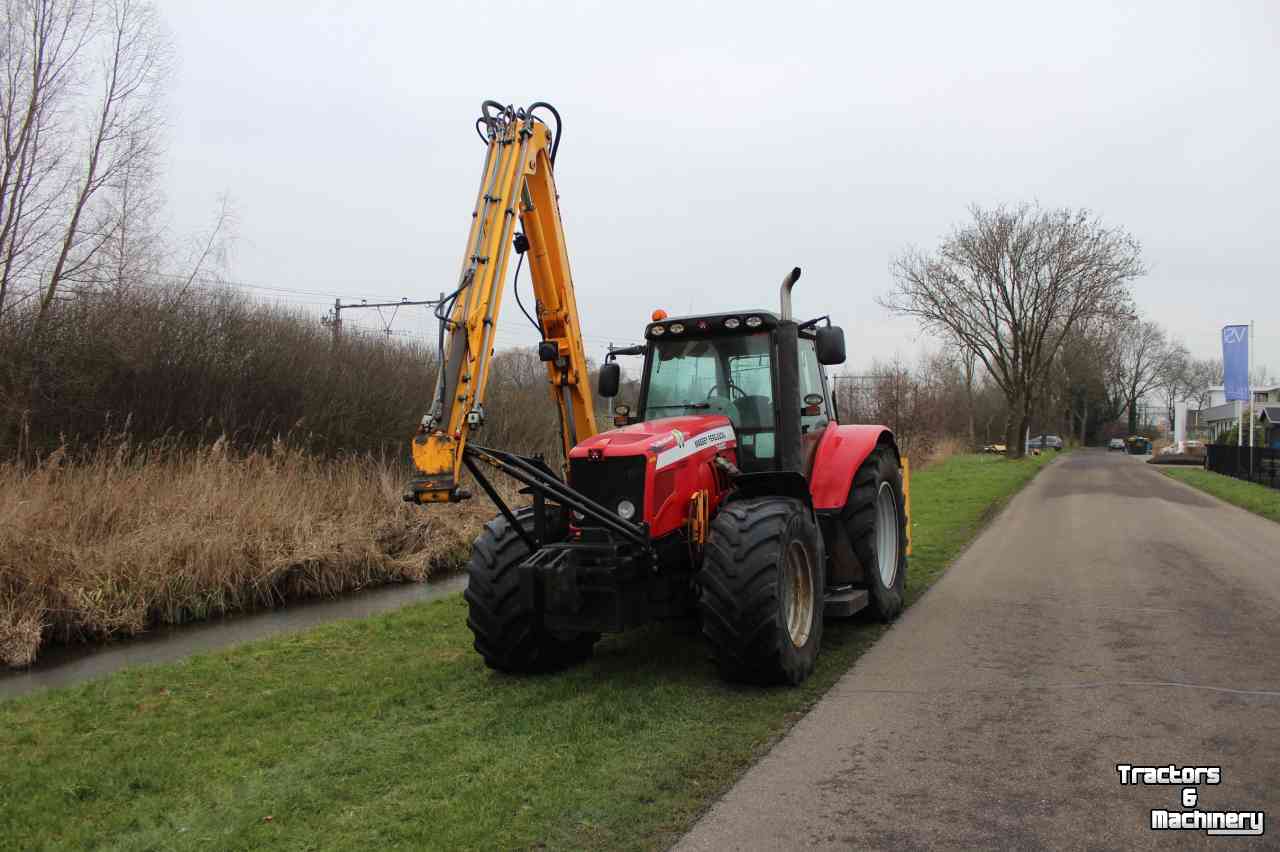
<box><xmin>570</xmin><ymin>415</ymin><xmax>736</xmax><ymax>464</ymax></box>
<box><xmin>568</xmin><ymin>414</ymin><xmax>738</xmax><ymax>541</ymax></box>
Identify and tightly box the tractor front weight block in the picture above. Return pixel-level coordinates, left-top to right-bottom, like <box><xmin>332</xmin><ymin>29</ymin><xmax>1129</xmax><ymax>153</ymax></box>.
<box><xmin>517</xmin><ymin>536</ymin><xmax>677</xmax><ymax>634</ymax></box>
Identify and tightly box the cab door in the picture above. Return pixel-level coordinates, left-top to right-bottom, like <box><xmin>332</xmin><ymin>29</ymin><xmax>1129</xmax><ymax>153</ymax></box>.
<box><xmin>798</xmin><ymin>337</ymin><xmax>831</xmax><ymax>476</ymax></box>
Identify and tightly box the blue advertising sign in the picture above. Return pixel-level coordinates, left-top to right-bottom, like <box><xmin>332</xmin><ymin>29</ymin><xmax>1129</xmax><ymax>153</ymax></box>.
<box><xmin>1222</xmin><ymin>325</ymin><xmax>1249</xmax><ymax>401</ymax></box>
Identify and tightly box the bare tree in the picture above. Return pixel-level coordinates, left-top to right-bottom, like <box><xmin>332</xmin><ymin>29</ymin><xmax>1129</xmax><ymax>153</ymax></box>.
<box><xmin>0</xmin><ymin>0</ymin><xmax>92</xmax><ymax>318</ymax></box>
<box><xmin>957</xmin><ymin>343</ymin><xmax>977</xmax><ymax>448</ymax></box>
<box><xmin>1108</xmin><ymin>319</ymin><xmax>1173</xmax><ymax>433</ymax></box>
<box><xmin>77</xmin><ymin>129</ymin><xmax>166</xmax><ymax>292</ymax></box>
<box><xmin>1051</xmin><ymin>317</ymin><xmax>1115</xmax><ymax>445</ymax></box>
<box><xmin>168</xmin><ymin>191</ymin><xmax>236</xmax><ymax>300</ymax></box>
<box><xmin>0</xmin><ymin>0</ymin><xmax>168</xmax><ymax>322</ymax></box>
<box><xmin>1183</xmin><ymin>358</ymin><xmax>1221</xmax><ymax>414</ymax></box>
<box><xmin>882</xmin><ymin>204</ymin><xmax>1143</xmax><ymax>457</ymax></box>
<box><xmin>926</xmin><ymin>338</ymin><xmax>982</xmax><ymax>449</ymax></box>
<box><xmin>1154</xmin><ymin>339</ymin><xmax>1194</xmax><ymax>428</ymax></box>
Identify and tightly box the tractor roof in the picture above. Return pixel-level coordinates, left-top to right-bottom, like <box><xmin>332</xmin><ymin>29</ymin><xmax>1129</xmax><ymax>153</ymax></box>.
<box><xmin>644</xmin><ymin>310</ymin><xmax>780</xmax><ymax>340</ymax></box>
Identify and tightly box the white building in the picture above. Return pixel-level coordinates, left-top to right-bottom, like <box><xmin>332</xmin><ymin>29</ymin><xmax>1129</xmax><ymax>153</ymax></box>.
<box><xmin>1198</xmin><ymin>385</ymin><xmax>1280</xmax><ymax>442</ymax></box>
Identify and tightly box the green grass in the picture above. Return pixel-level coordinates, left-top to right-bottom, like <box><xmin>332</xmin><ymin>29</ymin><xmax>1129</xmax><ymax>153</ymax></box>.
<box><xmin>1160</xmin><ymin>467</ymin><xmax>1280</xmax><ymax>524</ymax></box>
<box><xmin>0</xmin><ymin>453</ymin><xmax>1055</xmax><ymax>851</ymax></box>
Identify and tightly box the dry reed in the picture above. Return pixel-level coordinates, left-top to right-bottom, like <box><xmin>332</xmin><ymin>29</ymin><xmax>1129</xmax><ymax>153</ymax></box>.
<box><xmin>918</xmin><ymin>434</ymin><xmax>970</xmax><ymax>470</ymax></box>
<box><xmin>0</xmin><ymin>439</ymin><xmax>495</xmax><ymax>667</ymax></box>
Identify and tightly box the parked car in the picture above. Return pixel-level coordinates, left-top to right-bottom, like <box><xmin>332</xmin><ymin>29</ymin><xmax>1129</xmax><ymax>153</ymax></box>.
<box><xmin>1108</xmin><ymin>438</ymin><xmax>1126</xmax><ymax>451</ymax></box>
<box><xmin>982</xmin><ymin>443</ymin><xmax>1008</xmax><ymax>454</ymax></box>
<box><xmin>1028</xmin><ymin>434</ymin><xmax>1064</xmax><ymax>451</ymax></box>
<box><xmin>1125</xmin><ymin>436</ymin><xmax>1152</xmax><ymax>455</ymax></box>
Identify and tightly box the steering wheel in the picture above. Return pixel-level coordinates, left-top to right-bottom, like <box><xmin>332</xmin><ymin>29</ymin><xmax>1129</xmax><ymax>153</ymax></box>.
<box><xmin>706</xmin><ymin>382</ymin><xmax>746</xmax><ymax>402</ymax></box>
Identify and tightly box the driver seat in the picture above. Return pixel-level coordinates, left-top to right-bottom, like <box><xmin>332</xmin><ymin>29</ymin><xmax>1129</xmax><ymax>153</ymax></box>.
<box><xmin>730</xmin><ymin>395</ymin><xmax>774</xmax><ymax>471</ymax></box>
<box><xmin>731</xmin><ymin>395</ymin><xmax>771</xmax><ymax>430</ymax></box>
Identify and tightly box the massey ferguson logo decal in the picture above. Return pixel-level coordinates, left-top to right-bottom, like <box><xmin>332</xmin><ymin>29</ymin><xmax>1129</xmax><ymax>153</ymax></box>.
<box><xmin>655</xmin><ymin>426</ymin><xmax>736</xmax><ymax>470</ymax></box>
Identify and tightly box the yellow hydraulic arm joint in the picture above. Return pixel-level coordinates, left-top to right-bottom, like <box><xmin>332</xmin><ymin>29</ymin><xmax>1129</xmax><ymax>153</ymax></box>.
<box><xmin>407</xmin><ymin>101</ymin><xmax>598</xmax><ymax>504</ymax></box>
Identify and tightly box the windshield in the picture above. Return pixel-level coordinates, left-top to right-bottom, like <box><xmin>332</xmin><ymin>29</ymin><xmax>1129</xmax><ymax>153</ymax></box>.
<box><xmin>641</xmin><ymin>333</ymin><xmax>776</xmax><ymax>469</ymax></box>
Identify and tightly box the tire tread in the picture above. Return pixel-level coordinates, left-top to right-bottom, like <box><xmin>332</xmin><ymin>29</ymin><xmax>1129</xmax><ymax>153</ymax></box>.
<box><xmin>464</xmin><ymin>508</ymin><xmax>597</xmax><ymax>673</ymax></box>
<box><xmin>697</xmin><ymin>497</ymin><xmax>823</xmax><ymax>685</ymax></box>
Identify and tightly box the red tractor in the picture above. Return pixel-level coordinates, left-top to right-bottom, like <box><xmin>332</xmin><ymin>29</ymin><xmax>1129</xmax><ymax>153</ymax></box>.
<box><xmin>408</xmin><ymin>102</ymin><xmax>907</xmax><ymax>685</ymax></box>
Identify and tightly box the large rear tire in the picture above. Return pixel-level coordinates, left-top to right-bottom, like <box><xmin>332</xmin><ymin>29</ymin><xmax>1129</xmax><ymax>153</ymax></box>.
<box><xmin>698</xmin><ymin>497</ymin><xmax>824</xmax><ymax>685</ymax></box>
<box><xmin>843</xmin><ymin>448</ymin><xmax>907</xmax><ymax>621</ymax></box>
<box><xmin>464</xmin><ymin>507</ymin><xmax>598</xmax><ymax>673</ymax></box>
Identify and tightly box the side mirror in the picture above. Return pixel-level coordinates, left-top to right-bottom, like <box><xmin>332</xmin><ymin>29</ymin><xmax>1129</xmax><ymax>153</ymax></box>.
<box><xmin>815</xmin><ymin>326</ymin><xmax>846</xmax><ymax>366</ymax></box>
<box><xmin>598</xmin><ymin>362</ymin><xmax>620</xmax><ymax>398</ymax></box>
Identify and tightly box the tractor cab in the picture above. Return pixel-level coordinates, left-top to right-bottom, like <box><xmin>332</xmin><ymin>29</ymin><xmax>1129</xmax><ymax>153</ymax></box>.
<box><xmin>597</xmin><ymin>310</ymin><xmax>847</xmax><ymax>475</ymax></box>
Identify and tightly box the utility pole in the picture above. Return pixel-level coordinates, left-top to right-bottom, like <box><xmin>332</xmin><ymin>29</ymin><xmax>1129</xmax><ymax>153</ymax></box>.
<box><xmin>323</xmin><ymin>297</ymin><xmax>435</xmax><ymax>345</ymax></box>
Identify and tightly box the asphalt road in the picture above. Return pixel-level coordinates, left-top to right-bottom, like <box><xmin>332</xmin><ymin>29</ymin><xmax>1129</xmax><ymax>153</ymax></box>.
<box><xmin>678</xmin><ymin>450</ymin><xmax>1280</xmax><ymax>850</ymax></box>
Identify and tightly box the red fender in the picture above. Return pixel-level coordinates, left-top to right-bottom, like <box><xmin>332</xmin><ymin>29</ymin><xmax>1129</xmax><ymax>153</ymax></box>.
<box><xmin>809</xmin><ymin>425</ymin><xmax>898</xmax><ymax>511</ymax></box>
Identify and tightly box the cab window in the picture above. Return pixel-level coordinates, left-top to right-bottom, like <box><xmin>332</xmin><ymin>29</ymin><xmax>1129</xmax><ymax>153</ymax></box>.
<box><xmin>798</xmin><ymin>338</ymin><xmax>830</xmax><ymax>432</ymax></box>
<box><xmin>727</xmin><ymin>349</ymin><xmax>775</xmax><ymax>466</ymax></box>
<box><xmin>641</xmin><ymin>333</ymin><xmax>777</xmax><ymax>472</ymax></box>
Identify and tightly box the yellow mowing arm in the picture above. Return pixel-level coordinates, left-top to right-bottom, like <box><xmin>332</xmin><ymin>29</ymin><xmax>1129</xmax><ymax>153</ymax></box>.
<box><xmin>407</xmin><ymin>101</ymin><xmax>598</xmax><ymax>504</ymax></box>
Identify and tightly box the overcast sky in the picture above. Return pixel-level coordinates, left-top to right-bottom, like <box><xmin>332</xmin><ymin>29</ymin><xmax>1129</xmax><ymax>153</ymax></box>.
<box><xmin>159</xmin><ymin>0</ymin><xmax>1277</xmax><ymax>379</ymax></box>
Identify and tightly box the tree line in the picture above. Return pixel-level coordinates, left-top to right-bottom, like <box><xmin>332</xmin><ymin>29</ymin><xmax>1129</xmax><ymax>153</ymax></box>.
<box><xmin>0</xmin><ymin>0</ymin><xmax>588</xmax><ymax>464</ymax></box>
<box><xmin>0</xmin><ymin>280</ymin><xmax>586</xmax><ymax>460</ymax></box>
<box><xmin>876</xmin><ymin>202</ymin><xmax>1255</xmax><ymax>457</ymax></box>
<box><xmin>0</xmin><ymin>3</ymin><xmax>1250</xmax><ymax>466</ymax></box>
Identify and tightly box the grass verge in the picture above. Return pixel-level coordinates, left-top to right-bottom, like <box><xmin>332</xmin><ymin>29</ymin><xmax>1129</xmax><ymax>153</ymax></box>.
<box><xmin>1159</xmin><ymin>467</ymin><xmax>1280</xmax><ymax>524</ymax></box>
<box><xmin>0</xmin><ymin>453</ymin><xmax>1055</xmax><ymax>851</ymax></box>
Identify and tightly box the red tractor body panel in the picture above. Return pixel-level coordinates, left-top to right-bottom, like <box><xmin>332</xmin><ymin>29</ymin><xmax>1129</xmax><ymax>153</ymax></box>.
<box><xmin>570</xmin><ymin>414</ymin><xmax>737</xmax><ymax>539</ymax></box>
<box><xmin>808</xmin><ymin>424</ymin><xmax>894</xmax><ymax>510</ymax></box>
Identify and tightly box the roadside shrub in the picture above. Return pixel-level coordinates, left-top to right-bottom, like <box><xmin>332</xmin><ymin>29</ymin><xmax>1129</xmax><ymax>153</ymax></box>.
<box><xmin>921</xmin><ymin>434</ymin><xmax>969</xmax><ymax>469</ymax></box>
<box><xmin>0</xmin><ymin>286</ymin><xmax>430</xmax><ymax>457</ymax></box>
<box><xmin>0</xmin><ymin>284</ymin><xmax>575</xmax><ymax>463</ymax></box>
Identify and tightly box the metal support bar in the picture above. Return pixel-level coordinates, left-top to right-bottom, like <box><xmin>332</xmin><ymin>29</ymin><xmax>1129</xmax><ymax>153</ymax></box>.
<box><xmin>463</xmin><ymin>454</ymin><xmax>537</xmax><ymax>552</ymax></box>
<box><xmin>465</xmin><ymin>443</ymin><xmax>650</xmax><ymax>547</ymax></box>
<box><xmin>337</xmin><ymin>299</ymin><xmax>434</xmax><ymax>310</ymax></box>
<box><xmin>331</xmin><ymin>298</ymin><xmax>436</xmax><ymax>339</ymax></box>
<box><xmin>534</xmin><ymin>490</ymin><xmax>547</xmax><ymax>545</ymax></box>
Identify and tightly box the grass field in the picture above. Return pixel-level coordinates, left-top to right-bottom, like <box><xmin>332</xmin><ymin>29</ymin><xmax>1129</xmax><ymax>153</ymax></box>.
<box><xmin>0</xmin><ymin>453</ymin><xmax>1055</xmax><ymax>851</ymax></box>
<box><xmin>1159</xmin><ymin>467</ymin><xmax>1280</xmax><ymax>524</ymax></box>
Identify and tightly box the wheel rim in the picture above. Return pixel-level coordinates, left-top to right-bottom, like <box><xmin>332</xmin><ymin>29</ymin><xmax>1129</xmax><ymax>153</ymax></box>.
<box><xmin>876</xmin><ymin>482</ymin><xmax>899</xmax><ymax>588</ymax></box>
<box><xmin>781</xmin><ymin>539</ymin><xmax>815</xmax><ymax>648</ymax></box>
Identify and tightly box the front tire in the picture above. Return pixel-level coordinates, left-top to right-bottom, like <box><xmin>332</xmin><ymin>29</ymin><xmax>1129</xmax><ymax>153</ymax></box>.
<box><xmin>464</xmin><ymin>508</ymin><xmax>598</xmax><ymax>673</ymax></box>
<box><xmin>843</xmin><ymin>448</ymin><xmax>907</xmax><ymax>621</ymax></box>
<box><xmin>698</xmin><ymin>497</ymin><xmax>825</xmax><ymax>685</ymax></box>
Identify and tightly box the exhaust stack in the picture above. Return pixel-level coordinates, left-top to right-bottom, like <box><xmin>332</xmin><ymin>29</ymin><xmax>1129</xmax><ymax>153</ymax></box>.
<box><xmin>779</xmin><ymin>267</ymin><xmax>802</xmax><ymax>320</ymax></box>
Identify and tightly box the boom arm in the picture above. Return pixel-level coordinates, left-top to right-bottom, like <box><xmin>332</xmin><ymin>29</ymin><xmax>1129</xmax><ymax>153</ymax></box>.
<box><xmin>407</xmin><ymin>101</ymin><xmax>598</xmax><ymax>504</ymax></box>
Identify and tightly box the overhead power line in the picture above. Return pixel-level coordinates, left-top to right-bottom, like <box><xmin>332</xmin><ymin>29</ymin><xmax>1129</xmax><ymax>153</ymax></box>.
<box><xmin>150</xmin><ymin>271</ymin><xmax>646</xmax><ymax>351</ymax></box>
<box><xmin>152</xmin><ymin>271</ymin><xmax>408</xmax><ymax>304</ymax></box>
<box><xmin>324</xmin><ymin>297</ymin><xmax>438</xmax><ymax>346</ymax></box>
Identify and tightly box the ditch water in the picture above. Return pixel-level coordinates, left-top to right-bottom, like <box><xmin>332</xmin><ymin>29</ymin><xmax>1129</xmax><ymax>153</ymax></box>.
<box><xmin>0</xmin><ymin>573</ymin><xmax>469</xmax><ymax>702</ymax></box>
